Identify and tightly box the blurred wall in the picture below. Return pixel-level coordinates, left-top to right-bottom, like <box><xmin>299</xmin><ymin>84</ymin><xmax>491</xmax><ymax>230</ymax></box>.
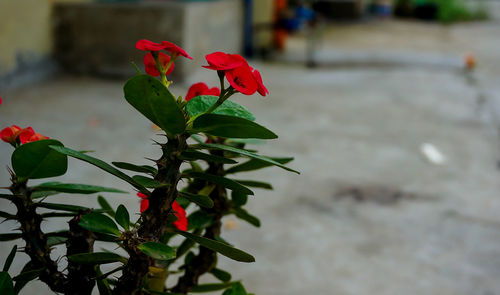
<box><xmin>0</xmin><ymin>0</ymin><xmax>90</xmax><ymax>90</ymax></box>
<box><xmin>253</xmin><ymin>0</ymin><xmax>274</xmax><ymax>50</ymax></box>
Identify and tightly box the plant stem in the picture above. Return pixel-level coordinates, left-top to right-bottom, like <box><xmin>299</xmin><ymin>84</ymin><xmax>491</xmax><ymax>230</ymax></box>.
<box><xmin>9</xmin><ymin>176</ymin><xmax>67</xmax><ymax>293</ymax></box>
<box><xmin>113</xmin><ymin>134</ymin><xmax>188</xmax><ymax>295</ymax></box>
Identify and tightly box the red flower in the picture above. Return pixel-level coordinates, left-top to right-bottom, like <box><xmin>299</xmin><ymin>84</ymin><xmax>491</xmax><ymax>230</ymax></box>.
<box><xmin>185</xmin><ymin>82</ymin><xmax>221</xmax><ymax>101</ymax></box>
<box><xmin>136</xmin><ymin>39</ymin><xmax>166</xmax><ymax>51</ymax></box>
<box><xmin>0</xmin><ymin>125</ymin><xmax>22</xmax><ymax>143</ymax></box>
<box><xmin>0</xmin><ymin>96</ymin><xmax>2</xmax><ymax>105</ymax></box>
<box><xmin>19</xmin><ymin>127</ymin><xmax>49</xmax><ymax>144</ymax></box>
<box><xmin>136</xmin><ymin>193</ymin><xmax>187</xmax><ymax>231</ymax></box>
<box><xmin>143</xmin><ymin>52</ymin><xmax>175</xmax><ymax>77</ymax></box>
<box><xmin>161</xmin><ymin>41</ymin><xmax>192</xmax><ymax>60</ymax></box>
<box><xmin>137</xmin><ymin>192</ymin><xmax>149</xmax><ymax>213</ymax></box>
<box><xmin>203</xmin><ymin>52</ymin><xmax>246</xmax><ymax>71</ymax></box>
<box><xmin>172</xmin><ymin>201</ymin><xmax>188</xmax><ymax>231</ymax></box>
<box><xmin>252</xmin><ymin>69</ymin><xmax>269</xmax><ymax>96</ymax></box>
<box><xmin>225</xmin><ymin>64</ymin><xmax>258</xmax><ymax>95</ymax></box>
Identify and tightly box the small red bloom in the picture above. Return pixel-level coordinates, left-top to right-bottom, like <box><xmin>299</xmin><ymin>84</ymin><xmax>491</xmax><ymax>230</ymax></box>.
<box><xmin>225</xmin><ymin>64</ymin><xmax>258</xmax><ymax>95</ymax></box>
<box><xmin>172</xmin><ymin>201</ymin><xmax>188</xmax><ymax>231</ymax></box>
<box><xmin>203</xmin><ymin>52</ymin><xmax>246</xmax><ymax>71</ymax></box>
<box><xmin>252</xmin><ymin>69</ymin><xmax>269</xmax><ymax>96</ymax></box>
<box><xmin>136</xmin><ymin>39</ymin><xmax>166</xmax><ymax>51</ymax></box>
<box><xmin>0</xmin><ymin>125</ymin><xmax>22</xmax><ymax>143</ymax></box>
<box><xmin>143</xmin><ymin>52</ymin><xmax>175</xmax><ymax>77</ymax></box>
<box><xmin>136</xmin><ymin>193</ymin><xmax>187</xmax><ymax>231</ymax></box>
<box><xmin>185</xmin><ymin>82</ymin><xmax>221</xmax><ymax>101</ymax></box>
<box><xmin>161</xmin><ymin>41</ymin><xmax>192</xmax><ymax>60</ymax></box>
<box><xmin>137</xmin><ymin>192</ymin><xmax>149</xmax><ymax>213</ymax></box>
<box><xmin>19</xmin><ymin>127</ymin><xmax>49</xmax><ymax>144</ymax></box>
<box><xmin>0</xmin><ymin>96</ymin><xmax>2</xmax><ymax>104</ymax></box>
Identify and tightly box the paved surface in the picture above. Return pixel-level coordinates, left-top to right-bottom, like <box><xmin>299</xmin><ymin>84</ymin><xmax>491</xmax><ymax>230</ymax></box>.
<box><xmin>1</xmin><ymin>20</ymin><xmax>500</xmax><ymax>294</ymax></box>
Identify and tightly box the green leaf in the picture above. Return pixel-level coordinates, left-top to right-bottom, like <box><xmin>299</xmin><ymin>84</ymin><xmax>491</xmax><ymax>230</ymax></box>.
<box><xmin>210</xmin><ymin>268</ymin><xmax>232</xmax><ymax>282</ymax></box>
<box><xmin>233</xmin><ymin>208</ymin><xmax>261</xmax><ymax>227</ymax></box>
<box><xmin>177</xmin><ymin>231</ymin><xmax>255</xmax><ymax>263</ymax></box>
<box><xmin>187</xmin><ymin>211</ymin><xmax>214</xmax><ymax>230</ymax></box>
<box><xmin>41</xmin><ymin>212</ymin><xmax>78</xmax><ymax>218</ymax></box>
<box><xmin>12</xmin><ymin>262</ymin><xmax>41</xmax><ymax>293</ymax></box>
<box><xmin>0</xmin><ymin>234</ymin><xmax>21</xmax><ymax>242</ymax></box>
<box><xmin>30</xmin><ymin>190</ymin><xmax>59</xmax><ymax>199</ymax></box>
<box><xmin>0</xmin><ymin>272</ymin><xmax>15</xmax><ymax>295</ymax></box>
<box><xmin>231</xmin><ymin>191</ymin><xmax>248</xmax><ymax>207</ymax></box>
<box><xmin>115</xmin><ymin>205</ymin><xmax>130</xmax><ymax>231</ymax></box>
<box><xmin>193</xmin><ymin>143</ymin><xmax>299</xmax><ymax>174</ymax></box>
<box><xmin>179</xmin><ymin>191</ymin><xmax>214</xmax><ymax>208</ymax></box>
<box><xmin>36</xmin><ymin>202</ymin><xmax>90</xmax><ymax>212</ymax></box>
<box><xmin>78</xmin><ymin>213</ymin><xmax>120</xmax><ymax>236</ymax></box>
<box><xmin>222</xmin><ymin>282</ymin><xmax>248</xmax><ymax>295</ymax></box>
<box><xmin>225</xmin><ymin>157</ymin><xmax>294</xmax><ymax>174</ymax></box>
<box><xmin>98</xmin><ymin>195</ymin><xmax>116</xmax><ymax>218</ymax></box>
<box><xmin>132</xmin><ymin>175</ymin><xmax>167</xmax><ymax>188</ymax></box>
<box><xmin>112</xmin><ymin>162</ymin><xmax>157</xmax><ymax>175</ymax></box>
<box><xmin>49</xmin><ymin>146</ymin><xmax>149</xmax><ymax>194</ymax></box>
<box><xmin>231</xmin><ymin>180</ymin><xmax>273</xmax><ymax>190</ymax></box>
<box><xmin>68</xmin><ymin>252</ymin><xmax>126</xmax><ymax>265</ymax></box>
<box><xmin>186</xmin><ymin>95</ymin><xmax>255</xmax><ymax>121</ymax></box>
<box><xmin>12</xmin><ymin>139</ymin><xmax>67</xmax><ymax>179</ymax></box>
<box><xmin>3</xmin><ymin>245</ymin><xmax>17</xmax><ymax>272</ymax></box>
<box><xmin>0</xmin><ymin>211</ymin><xmax>15</xmax><ymax>220</ymax></box>
<box><xmin>47</xmin><ymin>236</ymin><xmax>67</xmax><ymax>247</ymax></box>
<box><xmin>192</xmin><ymin>114</ymin><xmax>277</xmax><ymax>139</ymax></box>
<box><xmin>190</xmin><ymin>282</ymin><xmax>237</xmax><ymax>293</ymax></box>
<box><xmin>187</xmin><ymin>172</ymin><xmax>253</xmax><ymax>195</ymax></box>
<box><xmin>179</xmin><ymin>150</ymin><xmax>237</xmax><ymax>164</ymax></box>
<box><xmin>137</xmin><ymin>242</ymin><xmax>176</xmax><ymax>261</ymax></box>
<box><xmin>95</xmin><ymin>266</ymin><xmax>112</xmax><ymax>295</ymax></box>
<box><xmin>0</xmin><ymin>194</ymin><xmax>16</xmax><ymax>201</ymax></box>
<box><xmin>33</xmin><ymin>182</ymin><xmax>126</xmax><ymax>194</ymax></box>
<box><xmin>123</xmin><ymin>74</ymin><xmax>185</xmax><ymax>135</ymax></box>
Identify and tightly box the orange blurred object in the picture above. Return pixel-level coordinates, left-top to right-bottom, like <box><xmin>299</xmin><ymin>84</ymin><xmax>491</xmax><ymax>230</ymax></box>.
<box><xmin>463</xmin><ymin>53</ymin><xmax>477</xmax><ymax>70</ymax></box>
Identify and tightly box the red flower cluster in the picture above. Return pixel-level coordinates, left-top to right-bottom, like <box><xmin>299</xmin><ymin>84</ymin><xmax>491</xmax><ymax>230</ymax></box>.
<box><xmin>137</xmin><ymin>193</ymin><xmax>188</xmax><ymax>231</ymax></box>
<box><xmin>185</xmin><ymin>82</ymin><xmax>221</xmax><ymax>101</ymax></box>
<box><xmin>136</xmin><ymin>39</ymin><xmax>192</xmax><ymax>78</ymax></box>
<box><xmin>0</xmin><ymin>126</ymin><xmax>49</xmax><ymax>145</ymax></box>
<box><xmin>203</xmin><ymin>52</ymin><xmax>268</xmax><ymax>96</ymax></box>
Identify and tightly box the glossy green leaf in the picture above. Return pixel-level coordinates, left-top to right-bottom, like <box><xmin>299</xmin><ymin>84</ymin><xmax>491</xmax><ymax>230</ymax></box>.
<box><xmin>95</xmin><ymin>266</ymin><xmax>112</xmax><ymax>295</ymax></box>
<box><xmin>186</xmin><ymin>95</ymin><xmax>255</xmax><ymax>121</ymax></box>
<box><xmin>225</xmin><ymin>157</ymin><xmax>294</xmax><ymax>174</ymax></box>
<box><xmin>190</xmin><ymin>282</ymin><xmax>237</xmax><ymax>293</ymax></box>
<box><xmin>49</xmin><ymin>146</ymin><xmax>149</xmax><ymax>194</ymax></box>
<box><xmin>98</xmin><ymin>195</ymin><xmax>115</xmax><ymax>218</ymax></box>
<box><xmin>210</xmin><ymin>268</ymin><xmax>232</xmax><ymax>282</ymax></box>
<box><xmin>187</xmin><ymin>211</ymin><xmax>214</xmax><ymax>230</ymax></box>
<box><xmin>233</xmin><ymin>208</ymin><xmax>261</xmax><ymax>227</ymax></box>
<box><xmin>3</xmin><ymin>245</ymin><xmax>17</xmax><ymax>272</ymax></box>
<box><xmin>36</xmin><ymin>202</ymin><xmax>90</xmax><ymax>212</ymax></box>
<box><xmin>192</xmin><ymin>114</ymin><xmax>277</xmax><ymax>139</ymax></box>
<box><xmin>222</xmin><ymin>282</ymin><xmax>248</xmax><ymax>295</ymax></box>
<box><xmin>193</xmin><ymin>143</ymin><xmax>299</xmax><ymax>174</ymax></box>
<box><xmin>177</xmin><ymin>231</ymin><xmax>255</xmax><ymax>263</ymax></box>
<box><xmin>0</xmin><ymin>271</ymin><xmax>15</xmax><ymax>295</ymax></box>
<box><xmin>115</xmin><ymin>205</ymin><xmax>130</xmax><ymax>231</ymax></box>
<box><xmin>187</xmin><ymin>172</ymin><xmax>253</xmax><ymax>195</ymax></box>
<box><xmin>132</xmin><ymin>175</ymin><xmax>166</xmax><ymax>188</ymax></box>
<box><xmin>112</xmin><ymin>161</ymin><xmax>157</xmax><ymax>175</ymax></box>
<box><xmin>180</xmin><ymin>150</ymin><xmax>237</xmax><ymax>164</ymax></box>
<box><xmin>0</xmin><ymin>234</ymin><xmax>21</xmax><ymax>242</ymax></box>
<box><xmin>30</xmin><ymin>190</ymin><xmax>59</xmax><ymax>199</ymax></box>
<box><xmin>78</xmin><ymin>213</ymin><xmax>120</xmax><ymax>236</ymax></box>
<box><xmin>232</xmin><ymin>180</ymin><xmax>273</xmax><ymax>190</ymax></box>
<box><xmin>67</xmin><ymin>252</ymin><xmax>126</xmax><ymax>265</ymax></box>
<box><xmin>137</xmin><ymin>242</ymin><xmax>176</xmax><ymax>261</ymax></box>
<box><xmin>123</xmin><ymin>74</ymin><xmax>185</xmax><ymax>135</ymax></box>
<box><xmin>12</xmin><ymin>139</ymin><xmax>67</xmax><ymax>179</ymax></box>
<box><xmin>179</xmin><ymin>191</ymin><xmax>214</xmax><ymax>208</ymax></box>
<box><xmin>231</xmin><ymin>191</ymin><xmax>248</xmax><ymax>207</ymax></box>
<box><xmin>33</xmin><ymin>182</ymin><xmax>126</xmax><ymax>194</ymax></box>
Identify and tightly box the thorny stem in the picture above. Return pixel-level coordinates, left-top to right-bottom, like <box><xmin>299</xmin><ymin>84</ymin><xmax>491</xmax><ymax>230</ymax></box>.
<box><xmin>113</xmin><ymin>134</ymin><xmax>188</xmax><ymax>295</ymax></box>
<box><xmin>9</xmin><ymin>174</ymin><xmax>67</xmax><ymax>293</ymax></box>
<box><xmin>172</xmin><ymin>146</ymin><xmax>229</xmax><ymax>293</ymax></box>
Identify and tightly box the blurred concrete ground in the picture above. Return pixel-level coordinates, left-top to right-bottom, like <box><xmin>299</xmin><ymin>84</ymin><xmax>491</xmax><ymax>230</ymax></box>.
<box><xmin>2</xmin><ymin>20</ymin><xmax>500</xmax><ymax>294</ymax></box>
